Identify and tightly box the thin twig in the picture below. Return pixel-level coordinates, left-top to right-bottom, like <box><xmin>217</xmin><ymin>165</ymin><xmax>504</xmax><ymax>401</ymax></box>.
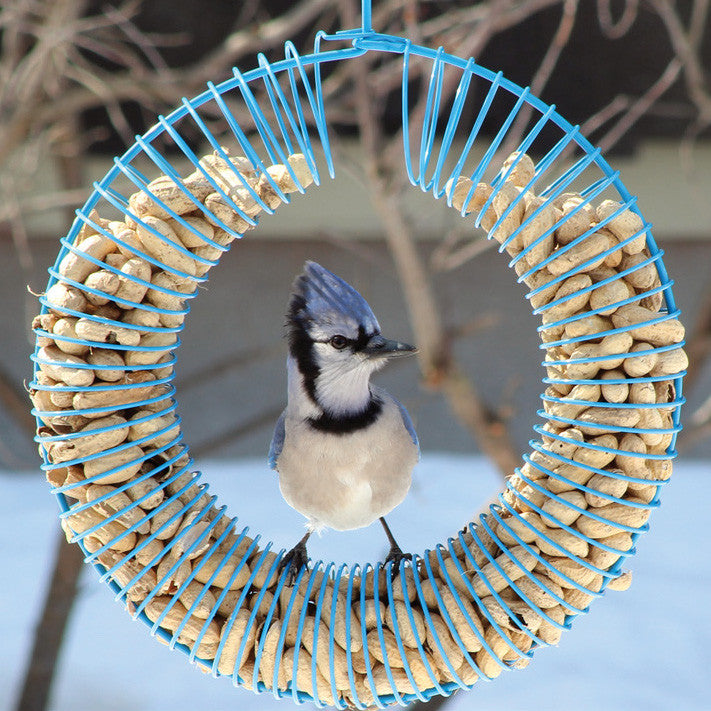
<box><xmin>191</xmin><ymin>406</ymin><xmax>284</xmax><ymax>459</ymax></box>
<box><xmin>184</xmin><ymin>0</ymin><xmax>333</xmax><ymax>85</ymax></box>
<box><xmin>578</xmin><ymin>95</ymin><xmax>630</xmax><ymax>141</ymax></box>
<box><xmin>0</xmin><ymin>187</ymin><xmax>89</xmax><ymax>222</ymax></box>
<box><xmin>651</xmin><ymin>0</ymin><xmax>711</xmax><ymax>126</ymax></box>
<box><xmin>176</xmin><ymin>343</ymin><xmax>283</xmax><ymax>391</ymax></box>
<box><xmin>597</xmin><ymin>58</ymin><xmax>682</xmax><ymax>154</ymax></box>
<box><xmin>1</xmin><ymin>175</ymin><xmax>34</xmax><ymax>272</ymax></box>
<box><xmin>431</xmin><ymin>232</ymin><xmax>496</xmax><ymax>272</ymax></box>
<box><xmin>596</xmin><ymin>0</ymin><xmax>639</xmax><ymax>39</ymax></box>
<box><xmin>500</xmin><ymin>0</ymin><xmax>578</xmax><ymax>160</ymax></box>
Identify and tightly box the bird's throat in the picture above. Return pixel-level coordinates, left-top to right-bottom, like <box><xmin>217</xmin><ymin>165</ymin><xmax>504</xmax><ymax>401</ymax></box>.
<box><xmin>287</xmin><ymin>353</ymin><xmax>380</xmax><ymax>426</ymax></box>
<box><xmin>312</xmin><ymin>355</ymin><xmax>378</xmax><ymax>415</ymax></box>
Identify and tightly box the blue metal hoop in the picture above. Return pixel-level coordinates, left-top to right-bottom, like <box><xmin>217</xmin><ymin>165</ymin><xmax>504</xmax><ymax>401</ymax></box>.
<box><xmin>30</xmin><ymin>4</ymin><xmax>685</xmax><ymax>707</ymax></box>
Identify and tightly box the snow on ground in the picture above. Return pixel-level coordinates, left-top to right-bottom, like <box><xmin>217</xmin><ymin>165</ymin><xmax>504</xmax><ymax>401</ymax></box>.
<box><xmin>2</xmin><ymin>455</ymin><xmax>710</xmax><ymax>711</ymax></box>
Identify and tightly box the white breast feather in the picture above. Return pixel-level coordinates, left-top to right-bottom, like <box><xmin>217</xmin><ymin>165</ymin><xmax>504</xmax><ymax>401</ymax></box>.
<box><xmin>276</xmin><ymin>391</ymin><xmax>417</xmax><ymax>531</ymax></box>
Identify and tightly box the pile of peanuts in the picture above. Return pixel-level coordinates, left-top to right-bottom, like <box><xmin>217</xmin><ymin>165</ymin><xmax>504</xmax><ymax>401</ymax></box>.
<box><xmin>30</xmin><ymin>147</ymin><xmax>685</xmax><ymax>707</ymax></box>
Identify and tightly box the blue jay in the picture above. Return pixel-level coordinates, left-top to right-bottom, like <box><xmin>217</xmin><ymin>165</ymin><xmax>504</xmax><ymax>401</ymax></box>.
<box><xmin>268</xmin><ymin>261</ymin><xmax>419</xmax><ymax>582</ymax></box>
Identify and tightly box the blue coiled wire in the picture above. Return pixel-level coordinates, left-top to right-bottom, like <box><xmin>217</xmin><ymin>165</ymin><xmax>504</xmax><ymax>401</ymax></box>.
<box><xmin>30</xmin><ymin>2</ymin><xmax>684</xmax><ymax>707</ymax></box>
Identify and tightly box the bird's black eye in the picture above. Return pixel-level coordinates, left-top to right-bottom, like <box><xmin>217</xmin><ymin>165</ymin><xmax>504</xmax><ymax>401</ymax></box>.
<box><xmin>329</xmin><ymin>335</ymin><xmax>349</xmax><ymax>350</ymax></box>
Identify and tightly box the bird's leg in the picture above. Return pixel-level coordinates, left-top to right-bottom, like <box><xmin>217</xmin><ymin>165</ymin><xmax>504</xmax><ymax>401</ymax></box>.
<box><xmin>279</xmin><ymin>531</ymin><xmax>311</xmax><ymax>586</ymax></box>
<box><xmin>380</xmin><ymin>517</ymin><xmax>412</xmax><ymax>573</ymax></box>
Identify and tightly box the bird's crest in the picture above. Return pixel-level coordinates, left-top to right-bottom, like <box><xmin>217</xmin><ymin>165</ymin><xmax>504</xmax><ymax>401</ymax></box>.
<box><xmin>287</xmin><ymin>261</ymin><xmax>380</xmax><ymax>338</ymax></box>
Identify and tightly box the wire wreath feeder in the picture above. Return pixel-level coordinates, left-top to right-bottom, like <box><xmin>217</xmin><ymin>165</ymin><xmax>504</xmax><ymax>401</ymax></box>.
<box><xmin>29</xmin><ymin>3</ymin><xmax>687</xmax><ymax>708</ymax></box>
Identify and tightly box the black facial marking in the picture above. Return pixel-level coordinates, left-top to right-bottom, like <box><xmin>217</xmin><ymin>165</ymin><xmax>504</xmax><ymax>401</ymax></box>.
<box><xmin>312</xmin><ymin>326</ymin><xmax>375</xmax><ymax>353</ymax></box>
<box><xmin>351</xmin><ymin>325</ymin><xmax>373</xmax><ymax>352</ymax></box>
<box><xmin>285</xmin><ymin>289</ymin><xmax>379</xmax><ymax>410</ymax></box>
<box><xmin>286</xmin><ymin>292</ymin><xmax>319</xmax><ymax>404</ymax></box>
<box><xmin>308</xmin><ymin>395</ymin><xmax>383</xmax><ymax>435</ymax></box>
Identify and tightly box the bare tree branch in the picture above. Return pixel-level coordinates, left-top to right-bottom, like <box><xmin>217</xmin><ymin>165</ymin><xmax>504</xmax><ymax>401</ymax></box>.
<box><xmin>500</xmin><ymin>0</ymin><xmax>579</xmax><ymax>159</ymax></box>
<box><xmin>13</xmin><ymin>533</ymin><xmax>85</xmax><ymax>711</ymax></box>
<box><xmin>430</xmin><ymin>227</ymin><xmax>495</xmax><ymax>273</ymax></box>
<box><xmin>1</xmin><ymin>174</ymin><xmax>34</xmax><ymax>272</ymax></box>
<box><xmin>651</xmin><ymin>0</ymin><xmax>711</xmax><ymax>127</ymax></box>
<box><xmin>596</xmin><ymin>0</ymin><xmax>639</xmax><ymax>39</ymax></box>
<box><xmin>596</xmin><ymin>58</ymin><xmax>683</xmax><ymax>153</ymax></box>
<box><xmin>183</xmin><ymin>0</ymin><xmax>334</xmax><ymax>86</ymax></box>
<box><xmin>176</xmin><ymin>343</ymin><xmax>283</xmax><ymax>391</ymax></box>
<box><xmin>191</xmin><ymin>406</ymin><xmax>284</xmax><ymax>459</ymax></box>
<box><xmin>0</xmin><ymin>188</ymin><xmax>89</xmax><ymax>224</ymax></box>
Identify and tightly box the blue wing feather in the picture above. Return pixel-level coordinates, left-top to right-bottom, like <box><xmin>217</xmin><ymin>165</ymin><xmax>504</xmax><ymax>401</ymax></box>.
<box><xmin>268</xmin><ymin>409</ymin><xmax>286</xmax><ymax>470</ymax></box>
<box><xmin>393</xmin><ymin>396</ymin><xmax>419</xmax><ymax>455</ymax></box>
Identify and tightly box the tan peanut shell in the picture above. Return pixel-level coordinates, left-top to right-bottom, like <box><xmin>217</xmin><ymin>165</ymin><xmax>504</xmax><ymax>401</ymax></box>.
<box><xmin>58</xmin><ymin>234</ymin><xmax>116</xmax><ymax>282</ymax></box>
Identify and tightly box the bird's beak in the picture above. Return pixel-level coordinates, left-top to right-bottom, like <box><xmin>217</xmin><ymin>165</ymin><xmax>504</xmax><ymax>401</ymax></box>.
<box><xmin>363</xmin><ymin>334</ymin><xmax>417</xmax><ymax>359</ymax></box>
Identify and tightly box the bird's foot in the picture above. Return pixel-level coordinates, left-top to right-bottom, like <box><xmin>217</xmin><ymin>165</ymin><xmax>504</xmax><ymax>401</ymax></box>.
<box><xmin>279</xmin><ymin>536</ymin><xmax>310</xmax><ymax>586</ymax></box>
<box><xmin>384</xmin><ymin>544</ymin><xmax>412</xmax><ymax>578</ymax></box>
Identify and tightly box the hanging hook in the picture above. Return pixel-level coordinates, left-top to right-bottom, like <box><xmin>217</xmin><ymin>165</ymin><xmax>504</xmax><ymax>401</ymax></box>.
<box><xmin>361</xmin><ymin>0</ymin><xmax>372</xmax><ymax>32</ymax></box>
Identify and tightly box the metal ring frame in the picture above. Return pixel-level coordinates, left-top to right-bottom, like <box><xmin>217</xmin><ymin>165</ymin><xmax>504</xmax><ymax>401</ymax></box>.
<box><xmin>30</xmin><ymin>6</ymin><xmax>684</xmax><ymax>709</ymax></box>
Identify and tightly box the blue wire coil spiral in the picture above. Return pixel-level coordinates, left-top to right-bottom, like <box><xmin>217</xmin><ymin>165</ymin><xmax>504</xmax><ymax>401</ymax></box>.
<box><xmin>29</xmin><ymin>15</ymin><xmax>685</xmax><ymax>710</ymax></box>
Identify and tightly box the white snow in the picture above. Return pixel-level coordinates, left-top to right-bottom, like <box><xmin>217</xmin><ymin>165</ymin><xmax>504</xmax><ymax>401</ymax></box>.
<box><xmin>2</xmin><ymin>454</ymin><xmax>710</xmax><ymax>711</ymax></box>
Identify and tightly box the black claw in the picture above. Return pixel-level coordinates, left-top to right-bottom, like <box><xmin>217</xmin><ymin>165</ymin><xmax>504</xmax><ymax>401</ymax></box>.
<box><xmin>379</xmin><ymin>517</ymin><xmax>411</xmax><ymax>577</ymax></box>
<box><xmin>384</xmin><ymin>544</ymin><xmax>413</xmax><ymax>577</ymax></box>
<box><xmin>279</xmin><ymin>533</ymin><xmax>310</xmax><ymax>586</ymax></box>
